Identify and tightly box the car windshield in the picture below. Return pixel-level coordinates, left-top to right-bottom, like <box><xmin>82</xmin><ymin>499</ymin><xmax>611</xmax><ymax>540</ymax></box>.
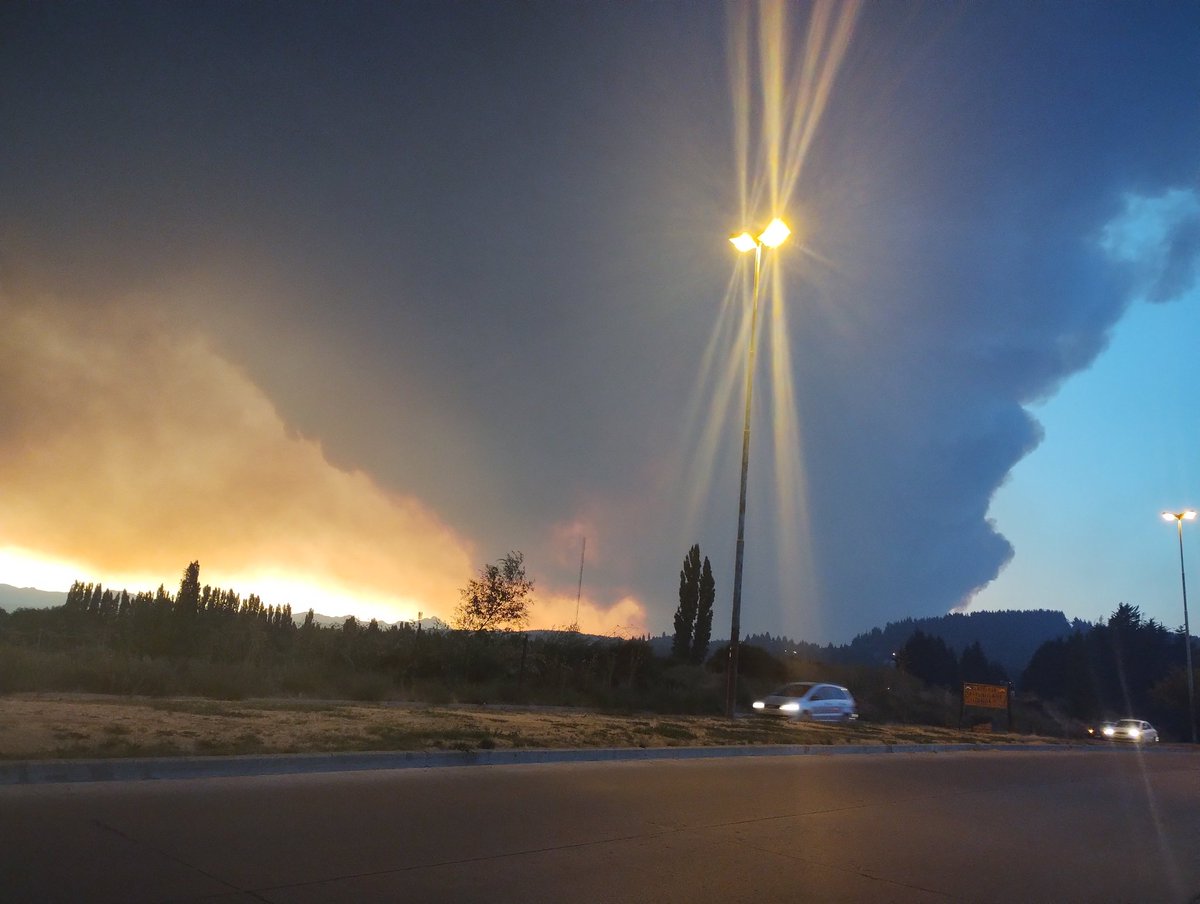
<box><xmin>1116</xmin><ymin>720</ymin><xmax>1140</xmax><ymax>729</ymax></box>
<box><xmin>772</xmin><ymin>683</ymin><xmax>816</xmax><ymax>697</ymax></box>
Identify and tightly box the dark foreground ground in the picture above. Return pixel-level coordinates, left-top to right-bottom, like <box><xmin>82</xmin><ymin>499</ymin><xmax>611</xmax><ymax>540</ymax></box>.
<box><xmin>2</xmin><ymin>746</ymin><xmax>1198</xmax><ymax>903</ymax></box>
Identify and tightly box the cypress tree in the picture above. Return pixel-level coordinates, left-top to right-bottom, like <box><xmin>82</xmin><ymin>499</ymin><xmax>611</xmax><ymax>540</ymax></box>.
<box><xmin>176</xmin><ymin>562</ymin><xmax>201</xmax><ymax>618</ymax></box>
<box><xmin>87</xmin><ymin>584</ymin><xmax>103</xmax><ymax>616</ymax></box>
<box><xmin>64</xmin><ymin>581</ymin><xmax>87</xmax><ymax>612</ymax></box>
<box><xmin>671</xmin><ymin>545</ymin><xmax>702</xmax><ymax>660</ymax></box>
<box><xmin>691</xmin><ymin>556</ymin><xmax>715</xmax><ymax>664</ymax></box>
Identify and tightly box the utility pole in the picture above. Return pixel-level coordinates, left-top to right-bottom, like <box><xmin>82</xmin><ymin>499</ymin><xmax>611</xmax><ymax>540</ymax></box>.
<box><xmin>573</xmin><ymin>537</ymin><xmax>586</xmax><ymax>631</ymax></box>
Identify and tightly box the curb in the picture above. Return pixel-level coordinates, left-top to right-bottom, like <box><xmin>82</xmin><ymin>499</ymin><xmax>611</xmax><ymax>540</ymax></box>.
<box><xmin>0</xmin><ymin>741</ymin><xmax>1106</xmax><ymax>786</ymax></box>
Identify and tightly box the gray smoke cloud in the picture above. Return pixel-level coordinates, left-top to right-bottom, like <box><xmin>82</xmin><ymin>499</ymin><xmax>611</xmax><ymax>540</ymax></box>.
<box><xmin>1</xmin><ymin>1</ymin><xmax>1196</xmax><ymax>640</ymax></box>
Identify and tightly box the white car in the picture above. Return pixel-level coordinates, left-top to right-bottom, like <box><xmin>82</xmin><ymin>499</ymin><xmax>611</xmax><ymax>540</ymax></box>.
<box><xmin>752</xmin><ymin>682</ymin><xmax>857</xmax><ymax>721</ymax></box>
<box><xmin>1103</xmin><ymin>719</ymin><xmax>1159</xmax><ymax>743</ymax></box>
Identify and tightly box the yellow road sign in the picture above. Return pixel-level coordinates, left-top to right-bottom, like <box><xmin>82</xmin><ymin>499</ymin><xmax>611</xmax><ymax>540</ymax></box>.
<box><xmin>962</xmin><ymin>683</ymin><xmax>1008</xmax><ymax>710</ymax></box>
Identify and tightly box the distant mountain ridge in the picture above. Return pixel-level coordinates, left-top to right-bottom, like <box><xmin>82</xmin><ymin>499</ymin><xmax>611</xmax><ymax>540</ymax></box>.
<box><xmin>834</xmin><ymin>609</ymin><xmax>1078</xmax><ymax>677</ymax></box>
<box><xmin>0</xmin><ymin>584</ymin><xmax>66</xmax><ymax>611</ymax></box>
<box><xmin>745</xmin><ymin>609</ymin><xmax>1078</xmax><ymax>678</ymax></box>
<box><xmin>296</xmin><ymin>611</ymin><xmax>451</xmax><ymax>632</ymax></box>
<box><xmin>651</xmin><ymin>609</ymin><xmax>1079</xmax><ymax>679</ymax></box>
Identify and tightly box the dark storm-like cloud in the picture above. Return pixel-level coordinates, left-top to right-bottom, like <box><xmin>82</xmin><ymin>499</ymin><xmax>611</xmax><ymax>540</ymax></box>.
<box><xmin>768</xmin><ymin>1</ymin><xmax>1200</xmax><ymax>639</ymax></box>
<box><xmin>1</xmin><ymin>1</ymin><xmax>1197</xmax><ymax>642</ymax></box>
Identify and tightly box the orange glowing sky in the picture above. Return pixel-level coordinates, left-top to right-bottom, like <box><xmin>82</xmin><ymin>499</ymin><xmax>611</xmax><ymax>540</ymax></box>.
<box><xmin>0</xmin><ymin>294</ymin><xmax>648</xmax><ymax>634</ymax></box>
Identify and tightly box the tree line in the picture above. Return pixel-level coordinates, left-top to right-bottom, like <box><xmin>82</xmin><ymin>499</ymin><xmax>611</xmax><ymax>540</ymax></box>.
<box><xmin>2</xmin><ymin>555</ymin><xmax>1196</xmax><ymax>738</ymax></box>
<box><xmin>887</xmin><ymin>602</ymin><xmax>1197</xmax><ymax>739</ymax></box>
<box><xmin>1019</xmin><ymin>602</ymin><xmax>1194</xmax><ymax>737</ymax></box>
<box><xmin>0</xmin><ymin>559</ymin><xmax>681</xmax><ymax>708</ymax></box>
<box><xmin>895</xmin><ymin>630</ymin><xmax>1010</xmax><ymax>689</ymax></box>
<box><xmin>48</xmin><ymin>561</ymin><xmax>296</xmax><ymax>662</ymax></box>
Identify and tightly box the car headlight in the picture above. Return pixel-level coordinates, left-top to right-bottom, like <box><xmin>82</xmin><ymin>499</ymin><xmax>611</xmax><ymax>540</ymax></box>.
<box><xmin>1102</xmin><ymin>726</ymin><xmax>1114</xmax><ymax>736</ymax></box>
<box><xmin>1129</xmin><ymin>729</ymin><xmax>1140</xmax><ymax>738</ymax></box>
<box><xmin>752</xmin><ymin>701</ymin><xmax>765</xmax><ymax>710</ymax></box>
<box><xmin>780</xmin><ymin>702</ymin><xmax>800</xmax><ymax>712</ymax></box>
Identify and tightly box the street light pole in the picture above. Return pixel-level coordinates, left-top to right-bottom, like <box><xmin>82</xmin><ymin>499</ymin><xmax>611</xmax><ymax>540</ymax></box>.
<box><xmin>1163</xmin><ymin>509</ymin><xmax>1197</xmax><ymax>743</ymax></box>
<box><xmin>725</xmin><ymin>218</ymin><xmax>790</xmax><ymax>719</ymax></box>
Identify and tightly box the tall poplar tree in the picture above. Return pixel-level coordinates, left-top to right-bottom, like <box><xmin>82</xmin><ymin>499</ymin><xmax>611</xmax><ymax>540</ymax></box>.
<box><xmin>691</xmin><ymin>556</ymin><xmax>715</xmax><ymax>664</ymax></box>
<box><xmin>672</xmin><ymin>545</ymin><xmax>702</xmax><ymax>660</ymax></box>
<box><xmin>176</xmin><ymin>561</ymin><xmax>201</xmax><ymax>618</ymax></box>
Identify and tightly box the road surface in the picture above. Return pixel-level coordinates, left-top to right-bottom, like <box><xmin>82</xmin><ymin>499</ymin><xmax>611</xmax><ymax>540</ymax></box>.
<box><xmin>2</xmin><ymin>747</ymin><xmax>1198</xmax><ymax>903</ymax></box>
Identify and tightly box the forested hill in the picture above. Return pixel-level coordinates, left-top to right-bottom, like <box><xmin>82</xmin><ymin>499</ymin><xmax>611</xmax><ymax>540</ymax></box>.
<box><xmin>835</xmin><ymin>610</ymin><xmax>1077</xmax><ymax>676</ymax></box>
<box><xmin>744</xmin><ymin>609</ymin><xmax>1079</xmax><ymax>679</ymax></box>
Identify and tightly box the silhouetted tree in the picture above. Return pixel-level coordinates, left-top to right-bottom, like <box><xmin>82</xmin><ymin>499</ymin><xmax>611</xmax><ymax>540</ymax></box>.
<box><xmin>454</xmin><ymin>551</ymin><xmax>535</xmax><ymax>632</ymax></box>
<box><xmin>672</xmin><ymin>545</ymin><xmax>702</xmax><ymax>659</ymax></box>
<box><xmin>87</xmin><ymin>584</ymin><xmax>103</xmax><ymax>616</ymax></box>
<box><xmin>896</xmin><ymin>630</ymin><xmax>959</xmax><ymax>690</ymax></box>
<box><xmin>1021</xmin><ymin>604</ymin><xmax>1186</xmax><ymax>731</ymax></box>
<box><xmin>64</xmin><ymin>581</ymin><xmax>88</xmax><ymax>614</ymax></box>
<box><xmin>692</xmin><ymin>556</ymin><xmax>715</xmax><ymax>664</ymax></box>
<box><xmin>176</xmin><ymin>561</ymin><xmax>201</xmax><ymax>618</ymax></box>
<box><xmin>706</xmin><ymin>642</ymin><xmax>787</xmax><ymax>683</ymax></box>
<box><xmin>959</xmin><ymin>640</ymin><xmax>1007</xmax><ymax>684</ymax></box>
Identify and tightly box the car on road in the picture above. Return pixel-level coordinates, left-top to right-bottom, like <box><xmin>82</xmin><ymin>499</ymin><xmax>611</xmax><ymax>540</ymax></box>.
<box><xmin>1102</xmin><ymin>719</ymin><xmax>1159</xmax><ymax>743</ymax></box>
<box><xmin>751</xmin><ymin>682</ymin><xmax>857</xmax><ymax>721</ymax></box>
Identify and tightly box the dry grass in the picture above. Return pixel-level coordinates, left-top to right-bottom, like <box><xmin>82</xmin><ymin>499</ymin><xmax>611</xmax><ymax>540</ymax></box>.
<box><xmin>0</xmin><ymin>693</ymin><xmax>1058</xmax><ymax>760</ymax></box>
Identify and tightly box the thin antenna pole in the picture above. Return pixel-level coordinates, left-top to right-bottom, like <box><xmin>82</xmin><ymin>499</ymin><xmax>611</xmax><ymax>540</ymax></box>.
<box><xmin>575</xmin><ymin>537</ymin><xmax>586</xmax><ymax>630</ymax></box>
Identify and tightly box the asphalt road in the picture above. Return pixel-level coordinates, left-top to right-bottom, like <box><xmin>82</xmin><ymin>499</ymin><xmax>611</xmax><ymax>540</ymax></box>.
<box><xmin>2</xmin><ymin>748</ymin><xmax>1198</xmax><ymax>903</ymax></box>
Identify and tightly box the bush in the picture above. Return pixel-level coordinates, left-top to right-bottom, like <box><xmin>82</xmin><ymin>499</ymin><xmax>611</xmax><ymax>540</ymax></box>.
<box><xmin>336</xmin><ymin>671</ymin><xmax>395</xmax><ymax>702</ymax></box>
<box><xmin>705</xmin><ymin>643</ymin><xmax>788</xmax><ymax>684</ymax></box>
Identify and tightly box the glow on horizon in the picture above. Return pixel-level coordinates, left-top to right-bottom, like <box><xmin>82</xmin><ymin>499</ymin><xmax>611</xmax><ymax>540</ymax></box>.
<box><xmin>0</xmin><ymin>545</ymin><xmax>424</xmax><ymax>622</ymax></box>
<box><xmin>0</xmin><ymin>297</ymin><xmax>478</xmax><ymax>626</ymax></box>
<box><xmin>1</xmin><ymin>543</ymin><xmax>652</xmax><ymax>635</ymax></box>
<box><xmin>0</xmin><ymin>547</ymin><xmax>91</xmax><ymax>594</ymax></box>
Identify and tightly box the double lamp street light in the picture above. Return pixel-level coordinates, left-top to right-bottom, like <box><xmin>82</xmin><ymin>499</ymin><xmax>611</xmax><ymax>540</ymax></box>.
<box><xmin>1162</xmin><ymin>509</ymin><xmax>1197</xmax><ymax>743</ymax></box>
<box><xmin>725</xmin><ymin>217</ymin><xmax>791</xmax><ymax>719</ymax></box>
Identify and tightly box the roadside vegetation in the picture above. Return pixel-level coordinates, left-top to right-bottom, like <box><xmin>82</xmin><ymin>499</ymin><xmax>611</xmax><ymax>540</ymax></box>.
<box><xmin>0</xmin><ymin>585</ymin><xmax>1048</xmax><ymax>734</ymax></box>
<box><xmin>0</xmin><ymin>559</ymin><xmax>1195</xmax><ymax>754</ymax></box>
<box><xmin>0</xmin><ymin>694</ymin><xmax>1050</xmax><ymax>761</ymax></box>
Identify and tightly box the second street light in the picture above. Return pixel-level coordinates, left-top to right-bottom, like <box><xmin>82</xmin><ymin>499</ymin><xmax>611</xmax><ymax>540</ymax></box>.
<box><xmin>725</xmin><ymin>217</ymin><xmax>790</xmax><ymax>719</ymax></box>
<box><xmin>1162</xmin><ymin>509</ymin><xmax>1197</xmax><ymax>743</ymax></box>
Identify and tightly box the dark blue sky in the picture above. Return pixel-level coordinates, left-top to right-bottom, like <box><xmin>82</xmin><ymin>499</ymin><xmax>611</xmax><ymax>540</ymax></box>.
<box><xmin>1</xmin><ymin>1</ymin><xmax>1198</xmax><ymax>641</ymax></box>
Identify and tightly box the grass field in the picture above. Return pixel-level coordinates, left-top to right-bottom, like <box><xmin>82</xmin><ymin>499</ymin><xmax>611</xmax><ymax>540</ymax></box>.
<box><xmin>0</xmin><ymin>693</ymin><xmax>1067</xmax><ymax>760</ymax></box>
